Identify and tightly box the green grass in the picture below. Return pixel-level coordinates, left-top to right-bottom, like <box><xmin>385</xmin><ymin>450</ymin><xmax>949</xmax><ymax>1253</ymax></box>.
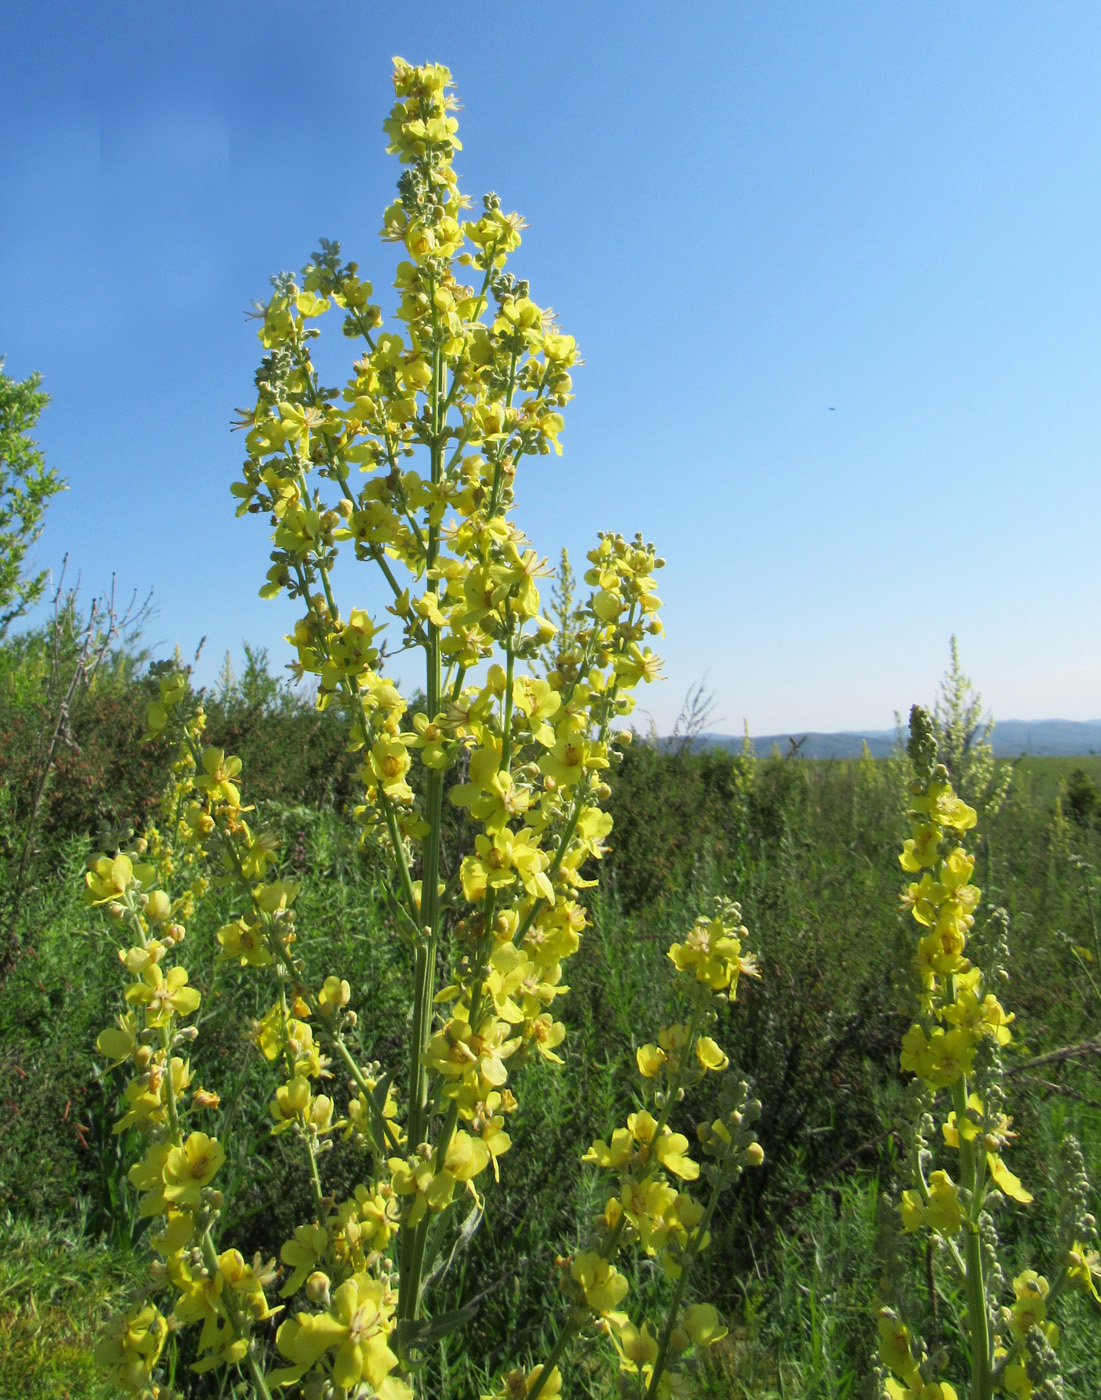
<box><xmin>2</xmin><ymin>733</ymin><xmax>1100</xmax><ymax>1397</ymax></box>
<box><xmin>0</xmin><ymin>1212</ymin><xmax>143</xmax><ymax>1400</ymax></box>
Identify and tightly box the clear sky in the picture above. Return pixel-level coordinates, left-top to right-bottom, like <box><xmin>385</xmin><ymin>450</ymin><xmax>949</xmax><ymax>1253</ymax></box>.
<box><xmin>3</xmin><ymin>1</ymin><xmax>1099</xmax><ymax>734</ymax></box>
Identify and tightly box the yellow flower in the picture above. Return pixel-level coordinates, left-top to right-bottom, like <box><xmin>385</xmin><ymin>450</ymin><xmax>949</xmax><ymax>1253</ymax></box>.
<box><xmin>695</xmin><ymin>1036</ymin><xmax>729</xmax><ymax>1072</ymax></box>
<box><xmin>96</xmin><ymin>1011</ymin><xmax>140</xmax><ymax>1066</ymax></box>
<box><xmin>1066</xmin><ymin>1241</ymin><xmax>1101</xmax><ymax>1301</ymax></box>
<box><xmin>124</xmin><ymin>963</ymin><xmax>201</xmax><ymax>1027</ymax></box>
<box><xmin>194</xmin><ymin>746</ymin><xmax>243</xmax><ymax>807</ymax></box>
<box><xmin>922</xmin><ymin>1170</ymin><xmax>964</xmax><ymax>1234</ymax></box>
<box><xmin>570</xmin><ymin>1251</ymin><xmax>628</xmax><ymax>1317</ymax></box>
<box><xmin>85</xmin><ymin>852</ymin><xmax>136</xmax><ymax>905</ymax></box>
<box><xmin>272</xmin><ymin>1272</ymin><xmax>408</xmax><ymax>1395</ymax></box>
<box><xmin>678</xmin><ymin>1303</ymin><xmax>727</xmax><ymax>1348</ymax></box>
<box><xmin>668</xmin><ymin>912</ymin><xmax>756</xmax><ymax>993</ymax></box>
<box><xmin>162</xmin><ymin>1132</ymin><xmax>225</xmax><ymax>1207</ymax></box>
<box><xmin>280</xmin><ymin>1224</ymin><xmax>329</xmax><ymax>1298</ymax></box>
<box><xmin>899</xmin><ymin>825</ymin><xmax>941</xmax><ymax>873</ymax></box>
<box><xmin>636</xmin><ymin>1043</ymin><xmax>667</xmax><ymax>1078</ymax></box>
<box><xmin>876</xmin><ymin>1308</ymin><xmax>919</xmax><ymax>1382</ymax></box>
<box><xmin>1009</xmin><ymin>1271</ymin><xmax>1051</xmax><ymax>1338</ymax></box>
<box><xmin>94</xmin><ymin>1302</ymin><xmax>167</xmax><ymax>1393</ymax></box>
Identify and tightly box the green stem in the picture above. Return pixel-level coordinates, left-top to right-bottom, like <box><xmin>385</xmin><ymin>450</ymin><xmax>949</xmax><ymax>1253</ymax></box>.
<box><xmin>399</xmin><ymin>346</ymin><xmax>448</xmax><ymax>1330</ymax></box>
<box><xmin>949</xmin><ymin>1074</ymin><xmax>993</xmax><ymax>1400</ymax></box>
<box><xmin>642</xmin><ymin>1159</ymin><xmax>727</xmax><ymax>1400</ymax></box>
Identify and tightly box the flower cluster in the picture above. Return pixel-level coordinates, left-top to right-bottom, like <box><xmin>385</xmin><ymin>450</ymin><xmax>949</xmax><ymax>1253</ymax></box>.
<box><xmin>87</xmin><ymin>56</ymin><xmax>682</xmax><ymax>1399</ymax></box>
<box><xmin>531</xmin><ymin>900</ymin><xmax>765</xmax><ymax>1400</ymax></box>
<box><xmin>88</xmin><ymin>697</ymin><xmax>275</xmax><ymax>1388</ymax></box>
<box><xmin>882</xmin><ymin>708</ymin><xmax>1100</xmax><ymax>1400</ymax></box>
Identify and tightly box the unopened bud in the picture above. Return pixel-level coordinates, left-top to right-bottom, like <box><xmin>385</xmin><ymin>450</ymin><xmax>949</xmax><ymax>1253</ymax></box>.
<box><xmin>745</xmin><ymin>1142</ymin><xmax>765</xmax><ymax>1167</ymax></box>
<box><xmin>306</xmin><ymin>1271</ymin><xmax>331</xmax><ymax>1305</ymax></box>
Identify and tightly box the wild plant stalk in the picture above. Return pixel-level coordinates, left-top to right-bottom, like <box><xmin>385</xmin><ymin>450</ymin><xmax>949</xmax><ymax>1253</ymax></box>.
<box><xmin>80</xmin><ymin>58</ymin><xmax>755</xmax><ymax>1400</ymax></box>
<box><xmin>877</xmin><ymin>706</ymin><xmax>1100</xmax><ymax>1400</ymax></box>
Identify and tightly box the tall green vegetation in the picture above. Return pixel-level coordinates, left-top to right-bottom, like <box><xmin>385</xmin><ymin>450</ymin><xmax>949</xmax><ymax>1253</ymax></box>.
<box><xmin>0</xmin><ymin>359</ymin><xmax>66</xmax><ymax>637</ymax></box>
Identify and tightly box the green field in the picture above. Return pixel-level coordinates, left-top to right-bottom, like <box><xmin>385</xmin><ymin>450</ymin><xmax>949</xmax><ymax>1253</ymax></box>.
<box><xmin>2</xmin><ymin>644</ymin><xmax>1100</xmax><ymax>1398</ymax></box>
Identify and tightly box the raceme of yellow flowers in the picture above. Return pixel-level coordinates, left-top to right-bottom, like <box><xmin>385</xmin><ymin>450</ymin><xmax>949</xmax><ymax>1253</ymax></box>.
<box><xmin>82</xmin><ymin>59</ymin><xmax>1100</xmax><ymax>1400</ymax></box>
<box><xmin>83</xmin><ymin>58</ymin><xmax>763</xmax><ymax>1400</ymax></box>
<box><xmin>878</xmin><ymin>707</ymin><xmax>1100</xmax><ymax>1400</ymax></box>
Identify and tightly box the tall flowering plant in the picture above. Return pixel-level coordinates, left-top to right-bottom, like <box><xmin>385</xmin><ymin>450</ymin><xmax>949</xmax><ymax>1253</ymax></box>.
<box><xmin>84</xmin><ymin>59</ymin><xmax>763</xmax><ymax>1400</ymax></box>
<box><xmin>878</xmin><ymin>707</ymin><xmax>1099</xmax><ymax>1400</ymax></box>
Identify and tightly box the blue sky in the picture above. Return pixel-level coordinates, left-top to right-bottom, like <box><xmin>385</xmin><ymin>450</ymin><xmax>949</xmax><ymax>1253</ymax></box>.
<box><xmin>3</xmin><ymin>1</ymin><xmax>1099</xmax><ymax>733</ymax></box>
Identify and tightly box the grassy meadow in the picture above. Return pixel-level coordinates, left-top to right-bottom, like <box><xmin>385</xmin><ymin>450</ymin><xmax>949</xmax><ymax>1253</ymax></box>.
<box><xmin>1</xmin><ymin>637</ymin><xmax>1099</xmax><ymax>1398</ymax></box>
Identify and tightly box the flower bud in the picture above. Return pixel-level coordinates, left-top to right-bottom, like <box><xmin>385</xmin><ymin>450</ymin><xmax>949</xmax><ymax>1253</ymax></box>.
<box><xmin>145</xmin><ymin>890</ymin><xmax>172</xmax><ymax>924</ymax></box>
<box><xmin>306</xmin><ymin>1270</ymin><xmax>331</xmax><ymax>1306</ymax></box>
<box><xmin>745</xmin><ymin>1142</ymin><xmax>765</xmax><ymax>1167</ymax></box>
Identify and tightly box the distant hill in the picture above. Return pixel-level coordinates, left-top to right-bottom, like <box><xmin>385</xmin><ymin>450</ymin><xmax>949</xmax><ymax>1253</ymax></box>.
<box><xmin>699</xmin><ymin>720</ymin><xmax>1101</xmax><ymax>760</ymax></box>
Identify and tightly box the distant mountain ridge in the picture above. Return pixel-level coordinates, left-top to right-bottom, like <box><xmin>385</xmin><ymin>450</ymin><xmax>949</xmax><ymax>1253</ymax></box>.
<box><xmin>699</xmin><ymin>720</ymin><xmax>1101</xmax><ymax>760</ymax></box>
